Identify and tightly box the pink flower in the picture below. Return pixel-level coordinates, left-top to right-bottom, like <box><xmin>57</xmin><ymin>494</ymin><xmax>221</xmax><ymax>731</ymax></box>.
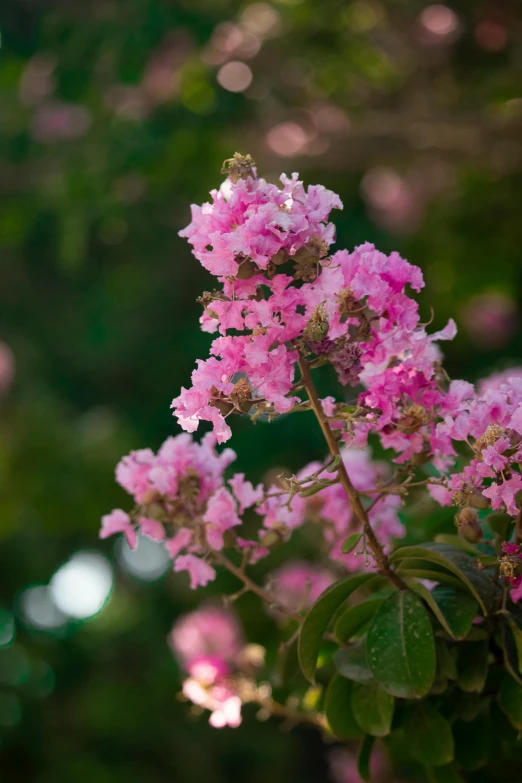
<box><xmin>228</xmin><ymin>473</ymin><xmax>263</xmax><ymax>513</ymax></box>
<box><xmin>187</xmin><ymin>655</ymin><xmax>230</xmax><ymax>685</ymax></box>
<box><xmin>174</xmin><ymin>555</ymin><xmax>216</xmax><ymax>589</ymax></box>
<box><xmin>165</xmin><ymin>528</ymin><xmax>193</xmax><ymax>559</ymax></box>
<box><xmin>482</xmin><ymin>475</ymin><xmax>522</xmax><ymax>516</ymax></box>
<box><xmin>139</xmin><ymin>517</ymin><xmax>166</xmax><ymax>542</ymax></box>
<box><xmin>510</xmin><ymin>404</ymin><xmax>522</xmax><ymax>435</ymax></box>
<box><xmin>182</xmin><ymin>677</ymin><xmax>242</xmax><ymax>728</ymax></box>
<box><xmin>328</xmin><ymin>746</ymin><xmax>388</xmax><ymax>783</ymax></box>
<box><xmin>270</xmin><ymin>561</ymin><xmax>334</xmax><ymax>613</ymax></box>
<box><xmin>99</xmin><ymin>509</ymin><xmax>137</xmax><ymax>550</ymax></box>
<box><xmin>116</xmin><ymin>448</ymin><xmax>156</xmax><ymax>503</ymax></box>
<box><xmin>510</xmin><ymin>578</ymin><xmax>522</xmax><ymax>604</ymax></box>
<box><xmin>482</xmin><ymin>438</ymin><xmax>510</xmax><ymax>472</ymax></box>
<box><xmin>168</xmin><ymin>604</ymin><xmax>243</xmax><ymax>668</ymax></box>
<box><xmin>203</xmin><ymin>488</ymin><xmax>242</xmax><ymax>549</ymax></box>
<box><xmin>0</xmin><ymin>342</ymin><xmax>14</xmax><ymax>394</ymax></box>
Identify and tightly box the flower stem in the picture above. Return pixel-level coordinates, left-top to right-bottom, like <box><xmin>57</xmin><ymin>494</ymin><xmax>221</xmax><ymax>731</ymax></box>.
<box><xmin>297</xmin><ymin>353</ymin><xmax>406</xmax><ymax>591</ymax></box>
<box><xmin>255</xmin><ymin>696</ymin><xmax>326</xmax><ymax>729</ymax></box>
<box><xmin>212</xmin><ymin>550</ymin><xmax>303</xmax><ymax>623</ymax></box>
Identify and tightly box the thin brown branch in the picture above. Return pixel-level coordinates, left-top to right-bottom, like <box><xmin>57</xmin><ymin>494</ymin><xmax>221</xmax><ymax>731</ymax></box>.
<box><xmin>212</xmin><ymin>550</ymin><xmax>303</xmax><ymax>623</ymax></box>
<box><xmin>255</xmin><ymin>696</ymin><xmax>326</xmax><ymax>729</ymax></box>
<box><xmin>297</xmin><ymin>352</ymin><xmax>406</xmax><ymax>591</ymax></box>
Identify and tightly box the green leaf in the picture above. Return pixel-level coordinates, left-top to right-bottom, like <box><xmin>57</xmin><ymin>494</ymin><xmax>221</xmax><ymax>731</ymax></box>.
<box><xmin>279</xmin><ymin>636</ymin><xmax>300</xmax><ymax>686</ymax></box>
<box><xmin>452</xmin><ymin>690</ymin><xmax>481</xmax><ymax>722</ymax></box>
<box><xmin>434</xmin><ymin>534</ymin><xmax>482</xmax><ymax>557</ymax></box>
<box><xmin>390</xmin><ymin>543</ymin><xmax>497</xmax><ymax>614</ymax></box>
<box><xmin>351</xmin><ymin>680</ymin><xmax>394</xmax><ymax>737</ymax></box>
<box><xmin>298</xmin><ymin>573</ymin><xmax>373</xmax><ymax>683</ymax></box>
<box><xmin>404</xmin><ymin>702</ymin><xmax>454</xmax><ymax>767</ymax></box>
<box><xmin>367</xmin><ymin>590</ymin><xmax>436</xmax><ymax>698</ymax></box>
<box><xmin>503</xmin><ymin>613</ymin><xmax>522</xmax><ymax>673</ymax></box>
<box><xmin>396</xmin><ymin>566</ymin><xmax>465</xmax><ymax>591</ymax></box>
<box><xmin>341</xmin><ymin>532</ymin><xmax>362</xmax><ymax>554</ymax></box>
<box><xmin>335</xmin><ymin>598</ymin><xmax>384</xmax><ymax>643</ymax></box>
<box><xmin>426</xmin><ymin>765</ymin><xmax>465</xmax><ymax>783</ymax></box>
<box><xmin>498</xmin><ymin>673</ymin><xmax>522</xmax><ymax>731</ymax></box>
<box><xmin>408</xmin><ymin>582</ymin><xmax>478</xmax><ymax>640</ymax></box>
<box><xmin>456</xmin><ymin>642</ymin><xmax>489</xmax><ymax>693</ymax></box>
<box><xmin>453</xmin><ymin>688</ymin><xmax>481</xmax><ymax>723</ymax></box>
<box><xmin>453</xmin><ymin>715</ymin><xmax>490</xmax><ymax>770</ymax></box>
<box><xmin>436</xmin><ymin>639</ymin><xmax>457</xmax><ymax>681</ymax></box>
<box><xmin>334</xmin><ymin>637</ymin><xmax>373</xmax><ymax>683</ymax></box>
<box><xmin>500</xmin><ymin>620</ymin><xmax>522</xmax><ymax>686</ymax></box>
<box><xmin>324</xmin><ymin>674</ymin><xmax>364</xmax><ymax>740</ymax></box>
<box><xmin>487</xmin><ymin>513</ymin><xmax>512</xmax><ymax>539</ymax></box>
<box><xmin>431</xmin><ymin>585</ymin><xmax>479</xmax><ymax>639</ymax></box>
<box><xmin>357</xmin><ymin>735</ymin><xmax>376</xmax><ymax>783</ymax></box>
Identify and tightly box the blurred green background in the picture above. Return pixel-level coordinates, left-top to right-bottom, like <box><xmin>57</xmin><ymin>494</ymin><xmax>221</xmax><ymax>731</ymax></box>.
<box><xmin>0</xmin><ymin>0</ymin><xmax>521</xmax><ymax>780</ymax></box>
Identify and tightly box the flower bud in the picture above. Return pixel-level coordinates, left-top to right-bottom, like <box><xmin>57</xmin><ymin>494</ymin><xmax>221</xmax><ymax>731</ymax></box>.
<box><xmin>259</xmin><ymin>530</ymin><xmax>283</xmax><ymax>549</ymax></box>
<box><xmin>305</xmin><ymin>304</ymin><xmax>329</xmax><ymax>342</ymax></box>
<box><xmin>142</xmin><ymin>488</ymin><xmax>161</xmax><ymax>505</ymax></box>
<box><xmin>467</xmin><ymin>490</ymin><xmax>491</xmax><ymax>510</ymax></box>
<box><xmin>455</xmin><ymin>507</ymin><xmax>482</xmax><ymax>543</ymax></box>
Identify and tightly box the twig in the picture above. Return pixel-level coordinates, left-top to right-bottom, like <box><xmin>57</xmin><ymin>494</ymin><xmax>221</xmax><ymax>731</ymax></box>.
<box><xmin>255</xmin><ymin>696</ymin><xmax>326</xmax><ymax>729</ymax></box>
<box><xmin>212</xmin><ymin>550</ymin><xmax>303</xmax><ymax>623</ymax></box>
<box><xmin>297</xmin><ymin>353</ymin><xmax>406</xmax><ymax>591</ymax></box>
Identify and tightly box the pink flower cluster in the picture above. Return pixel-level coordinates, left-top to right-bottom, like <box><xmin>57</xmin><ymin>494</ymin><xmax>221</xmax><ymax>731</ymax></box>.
<box><xmin>269</xmin><ymin>561</ymin><xmax>335</xmax><ymax>614</ymax></box>
<box><xmin>328</xmin><ymin>746</ymin><xmax>389</xmax><ymax>783</ymax></box>
<box><xmin>259</xmin><ymin>447</ymin><xmax>404</xmax><ymax>569</ymax></box>
<box><xmin>173</xmin><ymin>160</ymin><xmax>458</xmax><ymax>468</ymax></box>
<box><xmin>100</xmin><ymin>432</ymin><xmax>263</xmax><ymax>589</ymax></box>
<box><xmin>428</xmin><ymin>371</ymin><xmax>522</xmax><ymax>516</ymax></box>
<box><xmin>169</xmin><ymin>604</ymin><xmax>246</xmax><ymax>728</ymax></box>
<box><xmin>172</xmin><ymin>165</ymin><xmax>343</xmax><ymax>442</ymax></box>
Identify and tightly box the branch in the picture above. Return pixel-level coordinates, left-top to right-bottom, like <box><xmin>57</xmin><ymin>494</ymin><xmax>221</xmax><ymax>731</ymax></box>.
<box><xmin>297</xmin><ymin>352</ymin><xmax>406</xmax><ymax>591</ymax></box>
<box><xmin>211</xmin><ymin>550</ymin><xmax>303</xmax><ymax>623</ymax></box>
<box><xmin>254</xmin><ymin>695</ymin><xmax>326</xmax><ymax>730</ymax></box>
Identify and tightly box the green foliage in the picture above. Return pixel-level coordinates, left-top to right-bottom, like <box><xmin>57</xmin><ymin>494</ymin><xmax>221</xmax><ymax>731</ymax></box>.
<box><xmin>367</xmin><ymin>590</ymin><xmax>436</xmax><ymax>699</ymax></box>
<box><xmin>298</xmin><ymin>573</ymin><xmax>372</xmax><ymax>683</ymax></box>
<box><xmin>297</xmin><ymin>532</ymin><xmax>522</xmax><ymax>781</ymax></box>
<box><xmin>350</xmin><ymin>680</ymin><xmax>394</xmax><ymax>737</ymax></box>
<box><xmin>390</xmin><ymin>544</ymin><xmax>498</xmax><ymax>615</ymax></box>
<box><xmin>324</xmin><ymin>675</ymin><xmax>363</xmax><ymax>740</ymax></box>
<box><xmin>403</xmin><ymin>702</ymin><xmax>454</xmax><ymax>767</ymax></box>
<box><xmin>2</xmin><ymin>0</ymin><xmax>522</xmax><ymax>779</ymax></box>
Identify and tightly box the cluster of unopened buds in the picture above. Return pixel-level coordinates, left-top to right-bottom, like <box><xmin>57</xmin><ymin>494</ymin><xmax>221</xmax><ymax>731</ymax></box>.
<box><xmin>100</xmin><ymin>153</ymin><xmax>522</xmax><ymax>731</ymax></box>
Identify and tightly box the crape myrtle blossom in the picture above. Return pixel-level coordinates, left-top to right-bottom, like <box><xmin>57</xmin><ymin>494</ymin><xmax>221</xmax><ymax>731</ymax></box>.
<box><xmin>172</xmin><ymin>153</ymin><xmax>458</xmax><ymax>470</ymax></box>
<box><xmin>103</xmin><ymin>156</ymin><xmax>522</xmax><ymax>737</ymax></box>
<box><xmin>258</xmin><ymin>447</ymin><xmax>404</xmax><ymax>570</ymax></box>
<box><xmin>100</xmin><ymin>432</ymin><xmax>264</xmax><ymax>589</ymax></box>
<box><xmin>269</xmin><ymin>561</ymin><xmax>335</xmax><ymax>614</ymax></box>
<box><xmin>169</xmin><ymin>603</ymin><xmax>266</xmax><ymax>728</ymax></box>
<box><xmin>428</xmin><ymin>372</ymin><xmax>522</xmax><ymax>516</ymax></box>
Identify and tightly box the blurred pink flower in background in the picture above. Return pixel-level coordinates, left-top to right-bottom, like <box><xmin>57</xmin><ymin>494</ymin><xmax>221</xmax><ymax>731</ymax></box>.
<box><xmin>31</xmin><ymin>101</ymin><xmax>91</xmax><ymax>142</ymax></box>
<box><xmin>168</xmin><ymin>603</ymin><xmax>244</xmax><ymax>670</ymax></box>
<box><xmin>475</xmin><ymin>18</ymin><xmax>507</xmax><ymax>51</ymax></box>
<box><xmin>269</xmin><ymin>561</ymin><xmax>334</xmax><ymax>613</ymax></box>
<box><xmin>265</xmin><ymin>121</ymin><xmax>310</xmax><ymax>157</ymax></box>
<box><xmin>0</xmin><ymin>342</ymin><xmax>14</xmax><ymax>395</ymax></box>
<box><xmin>217</xmin><ymin>61</ymin><xmax>253</xmax><ymax>93</ymax></box>
<box><xmin>361</xmin><ymin>167</ymin><xmax>422</xmax><ymax>232</ymax></box>
<box><xmin>418</xmin><ymin>4</ymin><xmax>460</xmax><ymax>44</ymax></box>
<box><xmin>329</xmin><ymin>746</ymin><xmax>389</xmax><ymax>783</ymax></box>
<box><xmin>461</xmin><ymin>292</ymin><xmax>518</xmax><ymax>348</ymax></box>
<box><xmin>142</xmin><ymin>30</ymin><xmax>192</xmax><ymax>104</ymax></box>
<box><xmin>478</xmin><ymin>367</ymin><xmax>522</xmax><ymax>395</ymax></box>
